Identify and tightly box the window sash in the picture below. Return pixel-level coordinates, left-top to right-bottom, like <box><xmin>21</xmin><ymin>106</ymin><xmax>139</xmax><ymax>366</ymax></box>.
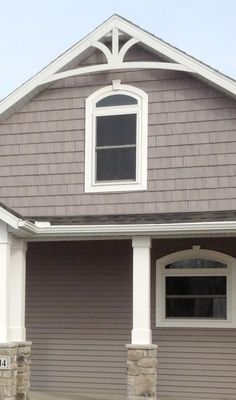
<box><xmin>155</xmin><ymin>253</ymin><xmax>234</xmax><ymax>328</ymax></box>
<box><xmin>95</xmin><ymin>147</ymin><xmax>136</xmax><ymax>181</ymax></box>
<box><xmin>85</xmin><ymin>84</ymin><xmax>148</xmax><ymax>193</ymax></box>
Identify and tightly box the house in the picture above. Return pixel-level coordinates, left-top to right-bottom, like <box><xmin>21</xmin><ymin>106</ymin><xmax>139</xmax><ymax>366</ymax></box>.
<box><xmin>0</xmin><ymin>14</ymin><xmax>236</xmax><ymax>400</ymax></box>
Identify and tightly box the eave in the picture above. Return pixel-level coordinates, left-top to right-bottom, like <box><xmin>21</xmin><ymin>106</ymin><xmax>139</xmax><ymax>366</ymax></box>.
<box><xmin>15</xmin><ymin>219</ymin><xmax>236</xmax><ymax>240</ymax></box>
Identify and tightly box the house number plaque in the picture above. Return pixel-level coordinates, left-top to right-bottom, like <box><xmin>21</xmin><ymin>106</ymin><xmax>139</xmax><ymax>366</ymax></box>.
<box><xmin>0</xmin><ymin>357</ymin><xmax>10</xmax><ymax>370</ymax></box>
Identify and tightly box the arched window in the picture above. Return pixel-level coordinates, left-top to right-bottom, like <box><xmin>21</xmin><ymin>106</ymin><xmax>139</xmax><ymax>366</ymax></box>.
<box><xmin>85</xmin><ymin>82</ymin><xmax>148</xmax><ymax>192</ymax></box>
<box><xmin>156</xmin><ymin>246</ymin><xmax>236</xmax><ymax>328</ymax></box>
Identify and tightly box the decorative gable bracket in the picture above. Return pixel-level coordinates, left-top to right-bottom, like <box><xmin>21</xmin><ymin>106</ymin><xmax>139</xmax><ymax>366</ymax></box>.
<box><xmin>44</xmin><ymin>26</ymin><xmax>192</xmax><ymax>85</ymax></box>
<box><xmin>0</xmin><ymin>14</ymin><xmax>235</xmax><ymax>122</ymax></box>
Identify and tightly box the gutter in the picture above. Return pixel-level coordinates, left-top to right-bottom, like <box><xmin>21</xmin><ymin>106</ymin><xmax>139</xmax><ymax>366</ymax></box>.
<box><xmin>1</xmin><ymin>203</ymin><xmax>235</xmax><ymax>239</ymax></box>
<box><xmin>17</xmin><ymin>219</ymin><xmax>236</xmax><ymax>239</ymax></box>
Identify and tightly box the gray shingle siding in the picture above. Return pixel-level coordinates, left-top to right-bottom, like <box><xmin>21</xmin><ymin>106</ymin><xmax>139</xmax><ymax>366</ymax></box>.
<box><xmin>0</xmin><ymin>56</ymin><xmax>236</xmax><ymax>217</ymax></box>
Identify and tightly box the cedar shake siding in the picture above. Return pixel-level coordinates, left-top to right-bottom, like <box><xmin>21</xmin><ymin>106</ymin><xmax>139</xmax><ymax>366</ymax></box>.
<box><xmin>26</xmin><ymin>237</ymin><xmax>236</xmax><ymax>399</ymax></box>
<box><xmin>0</xmin><ymin>66</ymin><xmax>236</xmax><ymax>217</ymax></box>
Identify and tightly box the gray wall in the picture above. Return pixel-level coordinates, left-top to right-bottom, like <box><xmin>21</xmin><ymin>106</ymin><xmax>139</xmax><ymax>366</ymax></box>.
<box><xmin>26</xmin><ymin>237</ymin><xmax>236</xmax><ymax>399</ymax></box>
<box><xmin>26</xmin><ymin>240</ymin><xmax>132</xmax><ymax>394</ymax></box>
<box><xmin>152</xmin><ymin>237</ymin><xmax>236</xmax><ymax>399</ymax></box>
<box><xmin>0</xmin><ymin>59</ymin><xmax>236</xmax><ymax>217</ymax></box>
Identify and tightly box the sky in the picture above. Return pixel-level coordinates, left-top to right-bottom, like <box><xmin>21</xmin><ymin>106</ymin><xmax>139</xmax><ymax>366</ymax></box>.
<box><xmin>0</xmin><ymin>0</ymin><xmax>235</xmax><ymax>100</ymax></box>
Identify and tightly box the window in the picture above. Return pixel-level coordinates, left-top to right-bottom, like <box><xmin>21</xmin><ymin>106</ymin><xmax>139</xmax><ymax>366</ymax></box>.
<box><xmin>156</xmin><ymin>247</ymin><xmax>236</xmax><ymax>328</ymax></box>
<box><xmin>85</xmin><ymin>82</ymin><xmax>148</xmax><ymax>192</ymax></box>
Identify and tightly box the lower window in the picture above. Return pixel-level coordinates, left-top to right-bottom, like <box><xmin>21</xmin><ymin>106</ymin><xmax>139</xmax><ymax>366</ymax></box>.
<box><xmin>166</xmin><ymin>276</ymin><xmax>227</xmax><ymax>319</ymax></box>
<box><xmin>156</xmin><ymin>247</ymin><xmax>235</xmax><ymax>328</ymax></box>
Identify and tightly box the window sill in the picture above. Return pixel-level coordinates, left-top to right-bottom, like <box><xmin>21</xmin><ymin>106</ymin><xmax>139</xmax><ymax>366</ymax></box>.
<box><xmin>156</xmin><ymin>318</ymin><xmax>234</xmax><ymax>329</ymax></box>
<box><xmin>85</xmin><ymin>181</ymin><xmax>147</xmax><ymax>193</ymax></box>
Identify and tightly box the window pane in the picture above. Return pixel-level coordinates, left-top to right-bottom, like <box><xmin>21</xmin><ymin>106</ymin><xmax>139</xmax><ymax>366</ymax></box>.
<box><xmin>96</xmin><ymin>147</ymin><xmax>136</xmax><ymax>181</ymax></box>
<box><xmin>166</xmin><ymin>297</ymin><xmax>226</xmax><ymax>319</ymax></box>
<box><xmin>97</xmin><ymin>114</ymin><xmax>136</xmax><ymax>146</ymax></box>
<box><xmin>166</xmin><ymin>277</ymin><xmax>226</xmax><ymax>296</ymax></box>
<box><xmin>166</xmin><ymin>259</ymin><xmax>227</xmax><ymax>269</ymax></box>
<box><xmin>96</xmin><ymin>95</ymin><xmax>137</xmax><ymax>107</ymax></box>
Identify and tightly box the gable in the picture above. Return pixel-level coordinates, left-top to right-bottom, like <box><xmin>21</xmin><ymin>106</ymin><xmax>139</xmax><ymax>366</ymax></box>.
<box><xmin>0</xmin><ymin>14</ymin><xmax>235</xmax><ymax>123</ymax></box>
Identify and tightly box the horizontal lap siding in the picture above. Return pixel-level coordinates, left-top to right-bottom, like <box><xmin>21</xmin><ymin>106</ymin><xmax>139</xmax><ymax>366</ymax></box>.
<box><xmin>152</xmin><ymin>237</ymin><xmax>236</xmax><ymax>400</ymax></box>
<box><xmin>26</xmin><ymin>237</ymin><xmax>236</xmax><ymax>398</ymax></box>
<box><xmin>153</xmin><ymin>328</ymin><xmax>236</xmax><ymax>400</ymax></box>
<box><xmin>25</xmin><ymin>240</ymin><xmax>132</xmax><ymax>394</ymax></box>
<box><xmin>0</xmin><ymin>67</ymin><xmax>236</xmax><ymax>216</ymax></box>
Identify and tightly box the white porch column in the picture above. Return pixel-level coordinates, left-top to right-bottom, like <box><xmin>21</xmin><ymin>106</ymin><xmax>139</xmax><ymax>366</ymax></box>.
<box><xmin>132</xmin><ymin>236</ymin><xmax>152</xmax><ymax>345</ymax></box>
<box><xmin>8</xmin><ymin>237</ymin><xmax>27</xmax><ymax>342</ymax></box>
<box><xmin>0</xmin><ymin>221</ymin><xmax>11</xmax><ymax>342</ymax></box>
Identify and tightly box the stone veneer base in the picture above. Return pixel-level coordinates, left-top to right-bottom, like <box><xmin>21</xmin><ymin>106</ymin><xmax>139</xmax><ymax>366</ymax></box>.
<box><xmin>126</xmin><ymin>344</ymin><xmax>158</xmax><ymax>400</ymax></box>
<box><xmin>0</xmin><ymin>342</ymin><xmax>31</xmax><ymax>400</ymax></box>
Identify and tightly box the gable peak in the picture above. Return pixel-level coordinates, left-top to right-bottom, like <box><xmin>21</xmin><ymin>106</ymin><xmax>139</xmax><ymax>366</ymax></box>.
<box><xmin>0</xmin><ymin>14</ymin><xmax>236</xmax><ymax>122</ymax></box>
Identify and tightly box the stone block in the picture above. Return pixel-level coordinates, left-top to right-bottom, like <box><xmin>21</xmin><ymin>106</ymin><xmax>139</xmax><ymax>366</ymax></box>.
<box><xmin>137</xmin><ymin>357</ymin><xmax>158</xmax><ymax>368</ymax></box>
<box><xmin>128</xmin><ymin>350</ymin><xmax>144</xmax><ymax>361</ymax></box>
<box><xmin>17</xmin><ymin>374</ymin><xmax>25</xmax><ymax>386</ymax></box>
<box><xmin>0</xmin><ymin>342</ymin><xmax>31</xmax><ymax>400</ymax></box>
<box><xmin>141</xmin><ymin>367</ymin><xmax>156</xmax><ymax>375</ymax></box>
<box><xmin>134</xmin><ymin>375</ymin><xmax>156</xmax><ymax>397</ymax></box>
<box><xmin>127</xmin><ymin>344</ymin><xmax>157</xmax><ymax>399</ymax></box>
<box><xmin>127</xmin><ymin>365</ymin><xmax>140</xmax><ymax>376</ymax></box>
<box><xmin>148</xmin><ymin>350</ymin><xmax>157</xmax><ymax>357</ymax></box>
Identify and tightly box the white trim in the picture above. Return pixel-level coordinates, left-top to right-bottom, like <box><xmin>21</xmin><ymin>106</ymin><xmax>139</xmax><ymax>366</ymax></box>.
<box><xmin>0</xmin><ymin>207</ymin><xmax>21</xmax><ymax>230</ymax></box>
<box><xmin>0</xmin><ymin>222</ymin><xmax>11</xmax><ymax>342</ymax></box>
<box><xmin>8</xmin><ymin>237</ymin><xmax>27</xmax><ymax>342</ymax></box>
<box><xmin>118</xmin><ymin>37</ymin><xmax>139</xmax><ymax>62</ymax></box>
<box><xmin>85</xmin><ymin>83</ymin><xmax>148</xmax><ymax>193</ymax></box>
<box><xmin>114</xmin><ymin>16</ymin><xmax>236</xmax><ymax>97</ymax></box>
<box><xmin>132</xmin><ymin>236</ymin><xmax>152</xmax><ymax>248</ymax></box>
<box><xmin>1</xmin><ymin>14</ymin><xmax>236</xmax><ymax>121</ymax></box>
<box><xmin>43</xmin><ymin>62</ymin><xmax>192</xmax><ymax>84</ymax></box>
<box><xmin>132</xmin><ymin>236</ymin><xmax>152</xmax><ymax>344</ymax></box>
<box><xmin>156</xmin><ymin>247</ymin><xmax>236</xmax><ymax>328</ymax></box>
<box><xmin>0</xmin><ymin>204</ymin><xmax>236</xmax><ymax>239</ymax></box>
<box><xmin>92</xmin><ymin>41</ymin><xmax>112</xmax><ymax>63</ymax></box>
<box><xmin>15</xmin><ymin>219</ymin><xmax>236</xmax><ymax>239</ymax></box>
<box><xmin>112</xmin><ymin>27</ymin><xmax>119</xmax><ymax>59</ymax></box>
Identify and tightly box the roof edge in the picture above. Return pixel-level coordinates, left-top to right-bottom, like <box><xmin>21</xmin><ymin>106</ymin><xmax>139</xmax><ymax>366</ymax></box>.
<box><xmin>0</xmin><ymin>15</ymin><xmax>236</xmax><ymax>122</ymax></box>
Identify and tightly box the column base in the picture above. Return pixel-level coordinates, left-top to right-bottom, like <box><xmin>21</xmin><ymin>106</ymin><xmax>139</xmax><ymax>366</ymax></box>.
<box><xmin>131</xmin><ymin>329</ymin><xmax>152</xmax><ymax>345</ymax></box>
<box><xmin>0</xmin><ymin>342</ymin><xmax>31</xmax><ymax>400</ymax></box>
<box><xmin>126</xmin><ymin>344</ymin><xmax>158</xmax><ymax>400</ymax></box>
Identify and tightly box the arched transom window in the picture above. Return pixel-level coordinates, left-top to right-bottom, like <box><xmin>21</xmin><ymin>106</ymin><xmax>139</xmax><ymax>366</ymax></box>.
<box><xmin>85</xmin><ymin>82</ymin><xmax>148</xmax><ymax>192</ymax></box>
<box><xmin>156</xmin><ymin>247</ymin><xmax>236</xmax><ymax>328</ymax></box>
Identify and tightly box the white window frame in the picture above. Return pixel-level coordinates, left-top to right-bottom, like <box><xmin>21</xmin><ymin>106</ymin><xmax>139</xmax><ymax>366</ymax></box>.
<box><xmin>156</xmin><ymin>246</ymin><xmax>236</xmax><ymax>328</ymax></box>
<box><xmin>85</xmin><ymin>82</ymin><xmax>148</xmax><ymax>193</ymax></box>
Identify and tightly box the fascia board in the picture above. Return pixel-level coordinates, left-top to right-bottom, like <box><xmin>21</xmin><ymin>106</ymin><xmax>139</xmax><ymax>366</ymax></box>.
<box><xmin>0</xmin><ymin>206</ymin><xmax>21</xmax><ymax>230</ymax></box>
<box><xmin>17</xmin><ymin>220</ymin><xmax>236</xmax><ymax>239</ymax></box>
<box><xmin>0</xmin><ymin>17</ymin><xmax>116</xmax><ymax>118</ymax></box>
<box><xmin>115</xmin><ymin>18</ymin><xmax>236</xmax><ymax>98</ymax></box>
<box><xmin>1</xmin><ymin>15</ymin><xmax>236</xmax><ymax>120</ymax></box>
